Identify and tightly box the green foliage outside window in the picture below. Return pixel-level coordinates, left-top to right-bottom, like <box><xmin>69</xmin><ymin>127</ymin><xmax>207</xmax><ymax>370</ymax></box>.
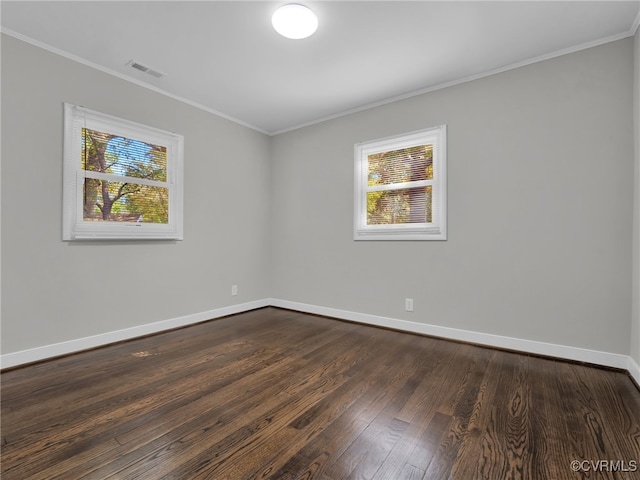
<box><xmin>82</xmin><ymin>128</ymin><xmax>169</xmax><ymax>224</ymax></box>
<box><xmin>366</xmin><ymin>145</ymin><xmax>433</xmax><ymax>225</ymax></box>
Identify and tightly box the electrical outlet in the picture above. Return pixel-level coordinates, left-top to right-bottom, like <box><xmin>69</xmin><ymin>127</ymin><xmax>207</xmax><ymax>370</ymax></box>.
<box><xmin>231</xmin><ymin>285</ymin><xmax>238</xmax><ymax>296</ymax></box>
<box><xmin>405</xmin><ymin>298</ymin><xmax>414</xmax><ymax>312</ymax></box>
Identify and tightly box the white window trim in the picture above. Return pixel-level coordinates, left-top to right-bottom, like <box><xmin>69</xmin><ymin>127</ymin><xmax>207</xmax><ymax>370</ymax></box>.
<box><xmin>354</xmin><ymin>125</ymin><xmax>447</xmax><ymax>241</ymax></box>
<box><xmin>62</xmin><ymin>103</ymin><xmax>184</xmax><ymax>241</ymax></box>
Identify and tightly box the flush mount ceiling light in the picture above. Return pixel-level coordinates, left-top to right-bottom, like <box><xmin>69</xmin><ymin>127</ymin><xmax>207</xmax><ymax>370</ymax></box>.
<box><xmin>272</xmin><ymin>4</ymin><xmax>318</xmax><ymax>39</ymax></box>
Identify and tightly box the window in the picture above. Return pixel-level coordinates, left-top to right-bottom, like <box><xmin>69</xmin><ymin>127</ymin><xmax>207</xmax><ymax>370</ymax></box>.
<box><xmin>63</xmin><ymin>103</ymin><xmax>184</xmax><ymax>240</ymax></box>
<box><xmin>354</xmin><ymin>125</ymin><xmax>447</xmax><ymax>240</ymax></box>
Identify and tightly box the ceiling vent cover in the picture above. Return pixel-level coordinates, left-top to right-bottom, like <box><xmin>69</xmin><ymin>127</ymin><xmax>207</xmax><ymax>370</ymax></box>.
<box><xmin>126</xmin><ymin>60</ymin><xmax>166</xmax><ymax>79</ymax></box>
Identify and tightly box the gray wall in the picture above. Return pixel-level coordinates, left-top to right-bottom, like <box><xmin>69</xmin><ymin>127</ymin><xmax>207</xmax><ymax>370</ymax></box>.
<box><xmin>633</xmin><ymin>27</ymin><xmax>640</xmax><ymax>365</ymax></box>
<box><xmin>271</xmin><ymin>38</ymin><xmax>635</xmax><ymax>355</ymax></box>
<box><xmin>1</xmin><ymin>35</ymin><xmax>272</xmax><ymax>354</ymax></box>
<box><xmin>2</xmin><ymin>33</ymin><xmax>637</xmax><ymax>361</ymax></box>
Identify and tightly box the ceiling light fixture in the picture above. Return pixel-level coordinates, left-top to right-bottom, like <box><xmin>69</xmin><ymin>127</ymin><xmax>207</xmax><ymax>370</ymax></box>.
<box><xmin>272</xmin><ymin>4</ymin><xmax>318</xmax><ymax>39</ymax></box>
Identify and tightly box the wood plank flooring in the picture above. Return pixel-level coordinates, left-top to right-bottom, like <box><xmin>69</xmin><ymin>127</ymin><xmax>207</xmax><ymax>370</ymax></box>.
<box><xmin>2</xmin><ymin>307</ymin><xmax>639</xmax><ymax>479</ymax></box>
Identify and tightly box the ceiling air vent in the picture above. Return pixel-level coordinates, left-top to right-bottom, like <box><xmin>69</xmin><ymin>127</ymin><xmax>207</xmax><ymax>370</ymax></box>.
<box><xmin>126</xmin><ymin>60</ymin><xmax>166</xmax><ymax>79</ymax></box>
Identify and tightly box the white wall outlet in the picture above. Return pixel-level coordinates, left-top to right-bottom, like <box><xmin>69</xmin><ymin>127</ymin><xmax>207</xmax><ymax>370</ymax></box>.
<box><xmin>231</xmin><ymin>284</ymin><xmax>238</xmax><ymax>296</ymax></box>
<box><xmin>405</xmin><ymin>298</ymin><xmax>414</xmax><ymax>312</ymax></box>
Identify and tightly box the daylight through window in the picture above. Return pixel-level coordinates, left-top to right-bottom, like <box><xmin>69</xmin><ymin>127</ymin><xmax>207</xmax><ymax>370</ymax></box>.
<box><xmin>82</xmin><ymin>128</ymin><xmax>169</xmax><ymax>224</ymax></box>
<box><xmin>354</xmin><ymin>126</ymin><xmax>446</xmax><ymax>240</ymax></box>
<box><xmin>63</xmin><ymin>104</ymin><xmax>184</xmax><ymax>240</ymax></box>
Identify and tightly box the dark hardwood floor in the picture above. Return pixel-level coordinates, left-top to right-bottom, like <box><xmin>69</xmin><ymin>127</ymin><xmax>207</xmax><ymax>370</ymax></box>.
<box><xmin>2</xmin><ymin>307</ymin><xmax>639</xmax><ymax>479</ymax></box>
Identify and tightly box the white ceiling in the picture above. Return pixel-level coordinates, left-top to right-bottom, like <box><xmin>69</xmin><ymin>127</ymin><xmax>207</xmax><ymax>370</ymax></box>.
<box><xmin>2</xmin><ymin>1</ymin><xmax>639</xmax><ymax>134</ymax></box>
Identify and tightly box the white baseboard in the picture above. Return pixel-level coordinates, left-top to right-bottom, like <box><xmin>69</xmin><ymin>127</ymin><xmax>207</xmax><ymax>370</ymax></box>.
<box><xmin>628</xmin><ymin>356</ymin><xmax>640</xmax><ymax>386</ymax></box>
<box><xmin>270</xmin><ymin>298</ymin><xmax>640</xmax><ymax>385</ymax></box>
<box><xmin>0</xmin><ymin>299</ymin><xmax>269</xmax><ymax>369</ymax></box>
<box><xmin>3</xmin><ymin>297</ymin><xmax>639</xmax><ymax>387</ymax></box>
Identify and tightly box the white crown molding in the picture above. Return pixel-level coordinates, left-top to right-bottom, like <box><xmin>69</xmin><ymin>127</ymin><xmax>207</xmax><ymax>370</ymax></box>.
<box><xmin>632</xmin><ymin>8</ymin><xmax>640</xmax><ymax>36</ymax></box>
<box><xmin>2</xmin><ymin>21</ymin><xmax>636</xmax><ymax>137</ymax></box>
<box><xmin>0</xmin><ymin>28</ymin><xmax>270</xmax><ymax>136</ymax></box>
<box><xmin>271</xmin><ymin>29</ymin><xmax>637</xmax><ymax>135</ymax></box>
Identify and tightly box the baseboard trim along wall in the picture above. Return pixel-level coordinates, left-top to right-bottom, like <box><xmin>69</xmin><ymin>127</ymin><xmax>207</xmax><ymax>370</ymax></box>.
<box><xmin>0</xmin><ymin>299</ymin><xmax>270</xmax><ymax>370</ymax></box>
<box><xmin>270</xmin><ymin>299</ymin><xmax>640</xmax><ymax>386</ymax></box>
<box><xmin>629</xmin><ymin>356</ymin><xmax>640</xmax><ymax>386</ymax></box>
<box><xmin>3</xmin><ymin>297</ymin><xmax>640</xmax><ymax>387</ymax></box>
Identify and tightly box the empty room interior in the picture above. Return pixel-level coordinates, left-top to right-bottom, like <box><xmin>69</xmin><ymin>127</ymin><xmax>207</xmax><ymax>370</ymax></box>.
<box><xmin>2</xmin><ymin>1</ymin><xmax>640</xmax><ymax>479</ymax></box>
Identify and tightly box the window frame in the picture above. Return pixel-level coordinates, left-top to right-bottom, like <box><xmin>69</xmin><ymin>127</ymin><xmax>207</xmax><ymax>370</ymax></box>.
<box><xmin>354</xmin><ymin>125</ymin><xmax>447</xmax><ymax>241</ymax></box>
<box><xmin>62</xmin><ymin>103</ymin><xmax>184</xmax><ymax>241</ymax></box>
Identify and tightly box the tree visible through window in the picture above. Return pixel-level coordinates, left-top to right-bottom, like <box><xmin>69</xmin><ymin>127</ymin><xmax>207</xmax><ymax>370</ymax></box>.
<box><xmin>354</xmin><ymin>126</ymin><xmax>446</xmax><ymax>241</ymax></box>
<box><xmin>63</xmin><ymin>103</ymin><xmax>183</xmax><ymax>240</ymax></box>
<box><xmin>82</xmin><ymin>128</ymin><xmax>169</xmax><ymax>224</ymax></box>
<box><xmin>367</xmin><ymin>145</ymin><xmax>433</xmax><ymax>225</ymax></box>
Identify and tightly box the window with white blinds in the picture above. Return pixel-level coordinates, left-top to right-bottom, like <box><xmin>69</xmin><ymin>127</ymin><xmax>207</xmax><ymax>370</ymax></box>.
<box><xmin>63</xmin><ymin>104</ymin><xmax>184</xmax><ymax>240</ymax></box>
<box><xmin>354</xmin><ymin>126</ymin><xmax>447</xmax><ymax>240</ymax></box>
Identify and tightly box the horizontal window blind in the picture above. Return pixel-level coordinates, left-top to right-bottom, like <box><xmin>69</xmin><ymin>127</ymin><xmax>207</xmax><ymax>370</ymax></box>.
<box><xmin>366</xmin><ymin>144</ymin><xmax>433</xmax><ymax>225</ymax></box>
<box><xmin>367</xmin><ymin>186</ymin><xmax>432</xmax><ymax>225</ymax></box>
<box><xmin>63</xmin><ymin>103</ymin><xmax>184</xmax><ymax>241</ymax></box>
<box><xmin>81</xmin><ymin>128</ymin><xmax>170</xmax><ymax>224</ymax></box>
<box><xmin>367</xmin><ymin>145</ymin><xmax>433</xmax><ymax>186</ymax></box>
<box><xmin>354</xmin><ymin>125</ymin><xmax>446</xmax><ymax>241</ymax></box>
